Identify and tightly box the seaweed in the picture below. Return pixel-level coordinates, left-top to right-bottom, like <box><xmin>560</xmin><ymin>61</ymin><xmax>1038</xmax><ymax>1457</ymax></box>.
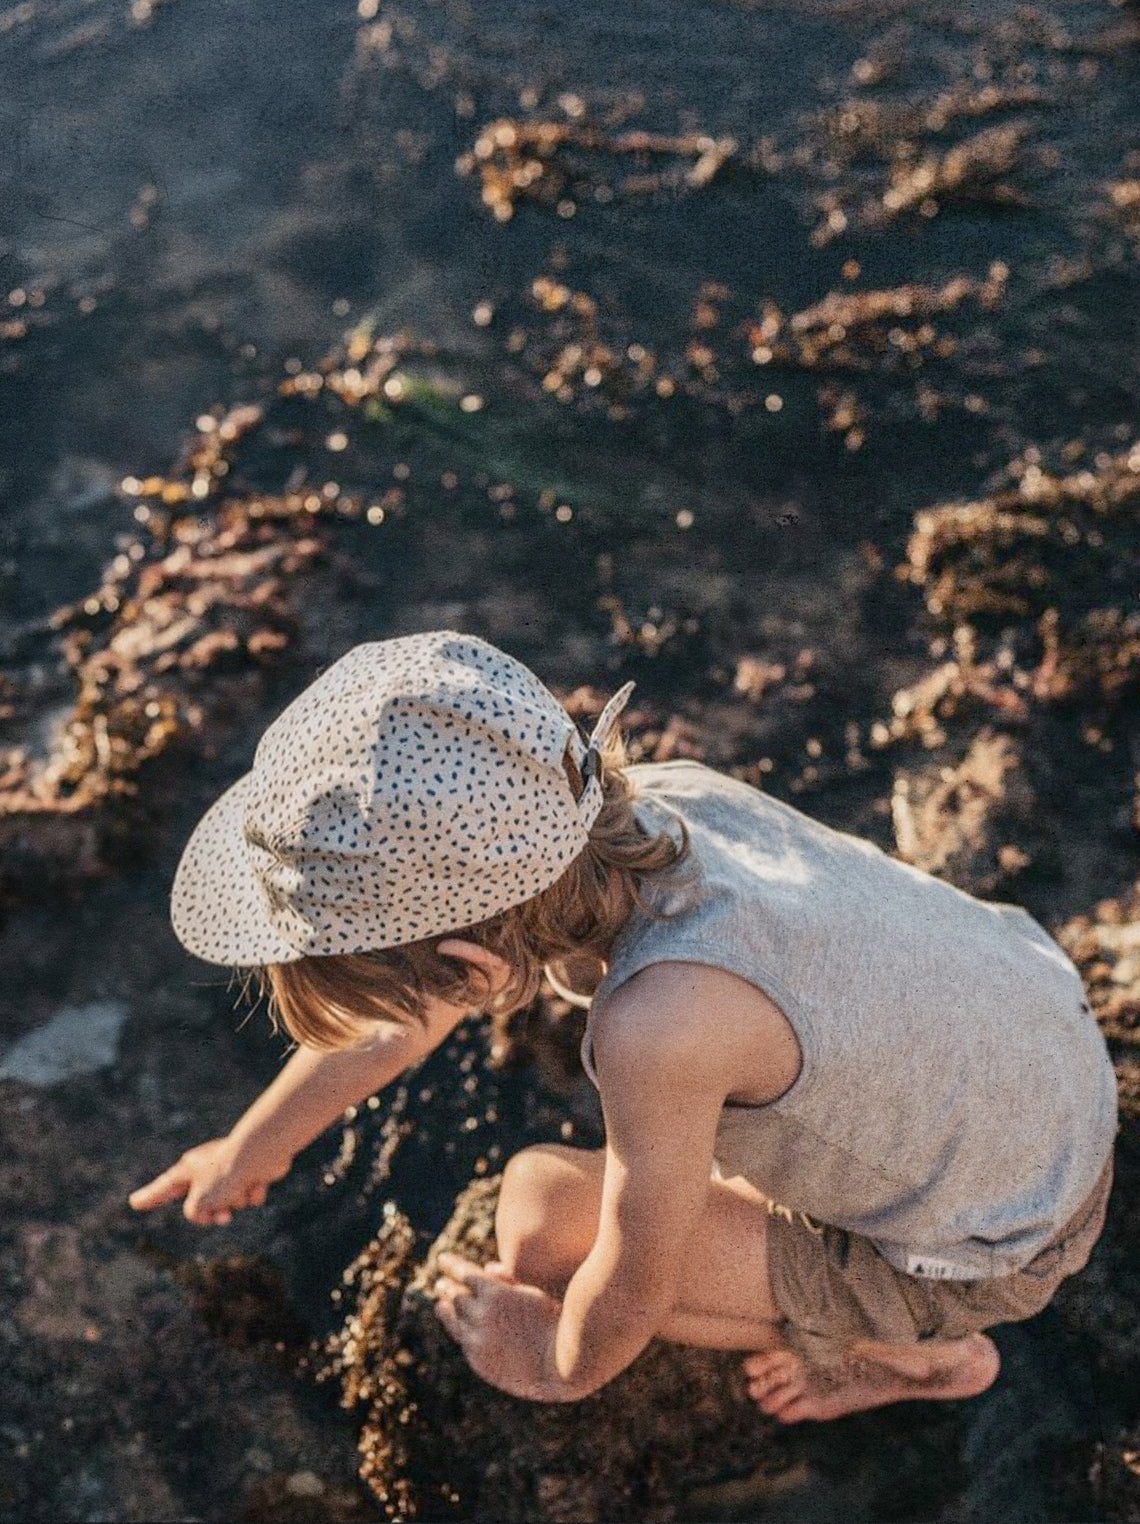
<box><xmin>456</xmin><ymin>117</ymin><xmax>749</xmax><ymax>224</ymax></box>
<box><xmin>319</xmin><ymin>1180</ymin><xmax>796</xmax><ymax>1523</ymax></box>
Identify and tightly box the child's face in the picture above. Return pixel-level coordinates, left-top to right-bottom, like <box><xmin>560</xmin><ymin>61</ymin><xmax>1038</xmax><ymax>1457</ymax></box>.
<box><xmin>421</xmin><ymin>985</ymin><xmax>488</xmax><ymax>1034</ymax></box>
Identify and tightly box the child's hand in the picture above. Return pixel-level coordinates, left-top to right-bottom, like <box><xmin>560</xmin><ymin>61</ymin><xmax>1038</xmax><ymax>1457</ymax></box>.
<box><xmin>433</xmin><ymin>1252</ymin><xmax>568</xmax><ymax>1401</ymax></box>
<box><xmin>128</xmin><ymin>1136</ymin><xmax>292</xmax><ymax>1226</ymax></box>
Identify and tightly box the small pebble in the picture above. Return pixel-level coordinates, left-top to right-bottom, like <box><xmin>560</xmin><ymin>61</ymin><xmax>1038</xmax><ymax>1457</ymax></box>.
<box><xmin>285</xmin><ymin>1471</ymin><xmax>325</xmax><ymax>1498</ymax></box>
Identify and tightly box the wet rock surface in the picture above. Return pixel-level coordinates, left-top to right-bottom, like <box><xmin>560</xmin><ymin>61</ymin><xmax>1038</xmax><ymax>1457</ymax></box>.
<box><xmin>318</xmin><ymin>1179</ymin><xmax>796</xmax><ymax>1523</ymax></box>
<box><xmin>2</xmin><ymin>0</ymin><xmax>1139</xmax><ymax>1519</ymax></box>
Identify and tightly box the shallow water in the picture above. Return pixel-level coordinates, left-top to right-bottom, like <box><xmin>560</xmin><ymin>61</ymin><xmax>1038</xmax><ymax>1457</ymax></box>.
<box><xmin>3</xmin><ymin>0</ymin><xmax>1137</xmax><ymax>633</ymax></box>
<box><xmin>1</xmin><ymin>1</ymin><xmax>1138</xmax><ymax>1520</ymax></box>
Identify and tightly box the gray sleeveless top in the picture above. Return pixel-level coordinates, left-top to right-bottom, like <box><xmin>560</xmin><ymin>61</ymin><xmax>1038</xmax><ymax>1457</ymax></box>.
<box><xmin>581</xmin><ymin>760</ymin><xmax>1118</xmax><ymax>1279</ymax></box>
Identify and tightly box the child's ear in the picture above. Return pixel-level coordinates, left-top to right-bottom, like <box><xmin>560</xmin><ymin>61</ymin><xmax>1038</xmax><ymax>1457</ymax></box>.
<box><xmin>436</xmin><ymin>939</ymin><xmax>512</xmax><ymax>998</ymax></box>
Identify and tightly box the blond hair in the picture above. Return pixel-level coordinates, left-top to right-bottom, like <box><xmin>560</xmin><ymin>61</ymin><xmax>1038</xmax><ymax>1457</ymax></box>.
<box><xmin>255</xmin><ymin>726</ymin><xmax>689</xmax><ymax>1050</ymax></box>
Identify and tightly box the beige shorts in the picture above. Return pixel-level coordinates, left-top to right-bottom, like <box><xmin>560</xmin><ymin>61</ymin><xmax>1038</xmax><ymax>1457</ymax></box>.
<box><xmin>766</xmin><ymin>1153</ymin><xmax>1115</xmax><ymax>1362</ymax></box>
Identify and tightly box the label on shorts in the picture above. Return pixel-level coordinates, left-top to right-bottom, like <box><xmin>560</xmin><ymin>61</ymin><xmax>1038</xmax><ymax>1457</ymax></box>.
<box><xmin>904</xmin><ymin>1253</ymin><xmax>980</xmax><ymax>1280</ymax></box>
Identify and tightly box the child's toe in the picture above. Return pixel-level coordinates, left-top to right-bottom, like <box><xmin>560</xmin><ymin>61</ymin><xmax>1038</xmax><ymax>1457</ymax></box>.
<box><xmin>749</xmin><ymin>1373</ymin><xmax>806</xmax><ymax>1414</ymax></box>
<box><xmin>742</xmin><ymin>1349</ymin><xmax>800</xmax><ymax>1381</ymax></box>
<box><xmin>747</xmin><ymin>1364</ymin><xmax>794</xmax><ymax>1396</ymax></box>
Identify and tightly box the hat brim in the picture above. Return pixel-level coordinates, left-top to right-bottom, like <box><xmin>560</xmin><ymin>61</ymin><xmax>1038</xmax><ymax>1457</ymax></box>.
<box><xmin>170</xmin><ymin>770</ymin><xmax>302</xmax><ymax>967</ymax></box>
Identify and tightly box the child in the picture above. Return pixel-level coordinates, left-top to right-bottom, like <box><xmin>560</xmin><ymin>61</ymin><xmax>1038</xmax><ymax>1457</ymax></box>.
<box><xmin>130</xmin><ymin>630</ymin><xmax>1118</xmax><ymax>1420</ymax></box>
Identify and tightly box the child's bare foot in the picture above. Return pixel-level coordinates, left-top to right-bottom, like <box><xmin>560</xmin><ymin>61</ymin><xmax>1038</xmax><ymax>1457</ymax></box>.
<box><xmin>742</xmin><ymin>1332</ymin><xmax>1000</xmax><ymax>1423</ymax></box>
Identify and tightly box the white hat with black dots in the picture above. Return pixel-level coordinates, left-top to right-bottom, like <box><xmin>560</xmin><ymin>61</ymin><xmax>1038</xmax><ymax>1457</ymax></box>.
<box><xmin>169</xmin><ymin>631</ymin><xmax>636</xmax><ymax>966</ymax></box>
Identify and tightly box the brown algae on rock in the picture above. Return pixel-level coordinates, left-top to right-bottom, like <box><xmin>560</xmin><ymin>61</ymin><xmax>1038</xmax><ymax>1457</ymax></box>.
<box><xmin>319</xmin><ymin>1180</ymin><xmax>794</xmax><ymax>1523</ymax></box>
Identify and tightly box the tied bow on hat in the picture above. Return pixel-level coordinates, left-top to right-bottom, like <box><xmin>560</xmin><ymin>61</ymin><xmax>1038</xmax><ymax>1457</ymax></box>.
<box><xmin>574</xmin><ymin>680</ymin><xmax>637</xmax><ymax>828</ymax></box>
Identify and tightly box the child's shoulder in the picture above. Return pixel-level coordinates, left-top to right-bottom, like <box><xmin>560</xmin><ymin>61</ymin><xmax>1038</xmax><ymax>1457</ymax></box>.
<box><xmin>627</xmin><ymin>757</ymin><xmax>751</xmax><ymax>793</ymax></box>
<box><xmin>626</xmin><ymin>758</ymin><xmax>806</xmax><ymax>827</ymax></box>
<box><xmin>625</xmin><ymin>757</ymin><xmax>780</xmax><ymax>836</ymax></box>
<box><xmin>589</xmin><ymin>959</ymin><xmax>803</xmax><ymax>1109</ymax></box>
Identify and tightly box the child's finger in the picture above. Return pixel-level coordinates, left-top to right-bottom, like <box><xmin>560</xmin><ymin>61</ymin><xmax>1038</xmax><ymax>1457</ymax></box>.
<box><xmin>183</xmin><ymin>1185</ymin><xmax>231</xmax><ymax>1226</ymax></box>
<box><xmin>189</xmin><ymin>1200</ymin><xmax>232</xmax><ymax>1227</ymax></box>
<box><xmin>433</xmin><ymin>1274</ymin><xmax>470</xmax><ymax>1308</ymax></box>
<box><xmin>128</xmin><ymin>1164</ymin><xmax>190</xmax><ymax>1211</ymax></box>
<box><xmin>479</xmin><ymin>1260</ymin><xmax>516</xmax><ymax>1283</ymax></box>
<box><xmin>437</xmin><ymin>1251</ymin><xmax>482</xmax><ymax>1284</ymax></box>
<box><xmin>434</xmin><ymin>1297</ymin><xmax>461</xmax><ymax>1340</ymax></box>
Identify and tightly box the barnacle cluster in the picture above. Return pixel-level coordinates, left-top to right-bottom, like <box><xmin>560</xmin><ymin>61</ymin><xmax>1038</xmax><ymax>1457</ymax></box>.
<box><xmin>899</xmin><ymin>440</ymin><xmax>1140</xmax><ymax>702</ymax></box>
<box><xmin>495</xmin><ymin>264</ymin><xmax>1012</xmax><ymax>442</ymax></box>
<box><xmin>456</xmin><ymin>117</ymin><xmax>746</xmax><ymax>223</ymax></box>
<box><xmin>319</xmin><ymin>1179</ymin><xmax>794</xmax><ymax>1522</ymax></box>
<box><xmin>811</xmin><ymin>123</ymin><xmax>1034</xmax><ymax>246</ymax></box>
<box><xmin>875</xmin><ymin>441</ymin><xmax>1140</xmax><ymax>900</ymax></box>
<box><xmin>888</xmin><ymin>728</ymin><xmax>1040</xmax><ymax>896</ymax></box>
<box><xmin>0</xmin><ymin>471</ymin><xmax>328</xmax><ymax>893</ymax></box>
<box><xmin>1057</xmin><ymin>884</ymin><xmax>1140</xmax><ymax>1119</ymax></box>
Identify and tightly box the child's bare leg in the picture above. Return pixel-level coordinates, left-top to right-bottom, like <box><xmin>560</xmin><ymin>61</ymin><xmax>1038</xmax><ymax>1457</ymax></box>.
<box><xmin>743</xmin><ymin>1328</ymin><xmax>993</xmax><ymax>1420</ymax></box>
<box><xmin>742</xmin><ymin>1333</ymin><xmax>1000</xmax><ymax>1422</ymax></box>
<box><xmin>495</xmin><ymin>1142</ymin><xmax>784</xmax><ymax>1324</ymax></box>
<box><xmin>495</xmin><ymin>1144</ymin><xmax>1000</xmax><ymax>1420</ymax></box>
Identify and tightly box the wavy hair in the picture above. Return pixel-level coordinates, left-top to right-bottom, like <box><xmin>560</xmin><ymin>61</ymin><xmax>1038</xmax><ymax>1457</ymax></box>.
<box><xmin>254</xmin><ymin>724</ymin><xmax>689</xmax><ymax>1050</ymax></box>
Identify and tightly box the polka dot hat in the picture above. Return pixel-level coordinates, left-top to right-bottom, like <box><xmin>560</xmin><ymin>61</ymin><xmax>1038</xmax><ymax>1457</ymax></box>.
<box><xmin>170</xmin><ymin>631</ymin><xmax>636</xmax><ymax>966</ymax></box>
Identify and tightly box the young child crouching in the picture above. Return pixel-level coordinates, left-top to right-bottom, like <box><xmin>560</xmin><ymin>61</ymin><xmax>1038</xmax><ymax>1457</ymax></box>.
<box><xmin>131</xmin><ymin>631</ymin><xmax>1117</xmax><ymax>1420</ymax></box>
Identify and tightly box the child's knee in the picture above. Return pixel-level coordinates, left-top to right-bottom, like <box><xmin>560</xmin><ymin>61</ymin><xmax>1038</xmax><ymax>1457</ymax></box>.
<box><xmin>495</xmin><ymin>1144</ymin><xmax>601</xmax><ymax>1286</ymax></box>
<box><xmin>499</xmin><ymin>1143</ymin><xmax>598</xmax><ymax>1211</ymax></box>
<box><xmin>500</xmin><ymin>1142</ymin><xmax>567</xmax><ymax>1198</ymax></box>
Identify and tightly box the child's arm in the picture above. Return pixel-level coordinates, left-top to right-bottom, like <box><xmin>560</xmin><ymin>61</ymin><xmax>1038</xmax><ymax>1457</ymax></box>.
<box><xmin>130</xmin><ymin>1013</ymin><xmax>454</xmax><ymax>1226</ymax></box>
<box><xmin>436</xmin><ymin>969</ymin><xmax>742</xmax><ymax>1400</ymax></box>
<box><xmin>548</xmin><ymin>1012</ymin><xmax>727</xmax><ymax>1393</ymax></box>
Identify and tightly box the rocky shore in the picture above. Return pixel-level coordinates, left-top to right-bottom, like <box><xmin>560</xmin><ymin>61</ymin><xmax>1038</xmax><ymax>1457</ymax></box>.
<box><xmin>2</xmin><ymin>0</ymin><xmax>1138</xmax><ymax>1518</ymax></box>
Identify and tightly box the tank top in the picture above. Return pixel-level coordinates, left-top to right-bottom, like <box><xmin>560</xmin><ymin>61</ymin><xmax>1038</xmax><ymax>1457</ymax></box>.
<box><xmin>580</xmin><ymin>760</ymin><xmax>1118</xmax><ymax>1279</ymax></box>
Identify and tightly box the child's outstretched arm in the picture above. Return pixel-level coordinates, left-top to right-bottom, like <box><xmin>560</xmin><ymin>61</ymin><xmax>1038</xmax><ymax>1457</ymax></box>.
<box><xmin>129</xmin><ymin>1010</ymin><xmax>457</xmax><ymax>1226</ymax></box>
<box><xmin>435</xmin><ymin>973</ymin><xmax>734</xmax><ymax>1400</ymax></box>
